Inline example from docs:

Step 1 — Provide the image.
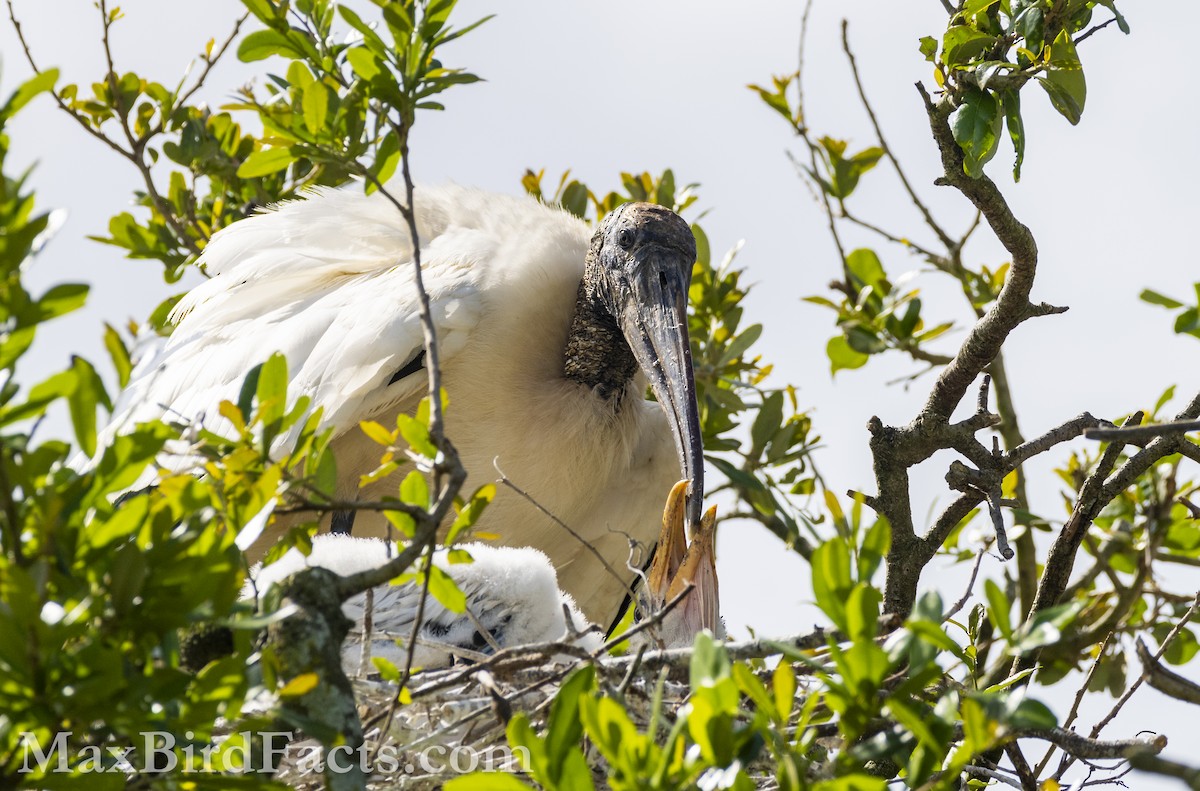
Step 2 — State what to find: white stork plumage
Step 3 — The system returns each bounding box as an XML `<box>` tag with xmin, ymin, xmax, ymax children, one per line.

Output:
<box><xmin>245</xmin><ymin>480</ymin><xmax>720</xmax><ymax>674</ymax></box>
<box><xmin>103</xmin><ymin>184</ymin><xmax>706</xmax><ymax>626</ymax></box>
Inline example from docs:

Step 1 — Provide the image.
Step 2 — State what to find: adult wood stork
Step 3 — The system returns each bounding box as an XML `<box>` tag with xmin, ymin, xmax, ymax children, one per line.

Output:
<box><xmin>245</xmin><ymin>480</ymin><xmax>720</xmax><ymax>673</ymax></box>
<box><xmin>106</xmin><ymin>184</ymin><xmax>705</xmax><ymax>626</ymax></box>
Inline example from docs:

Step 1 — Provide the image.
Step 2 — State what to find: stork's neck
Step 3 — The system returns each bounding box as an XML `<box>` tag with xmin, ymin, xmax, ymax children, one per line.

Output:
<box><xmin>562</xmin><ymin>281</ymin><xmax>637</xmax><ymax>403</ymax></box>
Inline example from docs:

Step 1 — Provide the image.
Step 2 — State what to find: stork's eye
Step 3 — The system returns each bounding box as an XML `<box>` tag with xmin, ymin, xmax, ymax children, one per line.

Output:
<box><xmin>617</xmin><ymin>229</ymin><xmax>634</xmax><ymax>249</ymax></box>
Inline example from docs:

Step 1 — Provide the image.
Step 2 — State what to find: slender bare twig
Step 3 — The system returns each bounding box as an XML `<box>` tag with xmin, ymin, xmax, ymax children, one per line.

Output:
<box><xmin>98</xmin><ymin>0</ymin><xmax>202</xmax><ymax>253</ymax></box>
<box><xmin>944</xmin><ymin>544</ymin><xmax>988</xmax><ymax>622</ymax></box>
<box><xmin>493</xmin><ymin>458</ymin><xmax>635</xmax><ymax>597</ymax></box>
<box><xmin>1088</xmin><ymin>594</ymin><xmax>1200</xmax><ymax>740</ymax></box>
<box><xmin>1075</xmin><ymin>17</ymin><xmax>1119</xmax><ymax>44</ymax></box>
<box><xmin>965</xmin><ymin>765</ymin><xmax>1024</xmax><ymax>788</ymax></box>
<box><xmin>1034</xmin><ymin>633</ymin><xmax>1113</xmax><ymax>776</ymax></box>
<box><xmin>6</xmin><ymin>0</ymin><xmax>132</xmax><ymax>160</ymax></box>
<box><xmin>1135</xmin><ymin>637</ymin><xmax>1200</xmax><ymax>704</ymax></box>
<box><xmin>838</xmin><ymin>204</ymin><xmax>951</xmax><ymax>269</ymax></box>
<box><xmin>842</xmin><ymin>20</ymin><xmax>955</xmax><ymax>251</ymax></box>
<box><xmin>1127</xmin><ymin>754</ymin><xmax>1200</xmax><ymax>789</ymax></box>
<box><xmin>986</xmin><ymin>488</ymin><xmax>1014</xmax><ymax>560</ymax></box>
<box><xmin>278</xmin><ymin>496</ymin><xmax>425</xmax><ymax>518</ymax></box>
<box><xmin>1085</xmin><ymin>419</ymin><xmax>1200</xmax><ymax>442</ymax></box>
<box><xmin>1004</xmin><ymin>742</ymin><xmax>1038</xmax><ymax>791</ymax></box>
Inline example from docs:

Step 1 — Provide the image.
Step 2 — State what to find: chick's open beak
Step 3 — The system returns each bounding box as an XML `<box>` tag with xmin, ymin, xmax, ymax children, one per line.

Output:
<box><xmin>645</xmin><ymin>480</ymin><xmax>721</xmax><ymax>637</ymax></box>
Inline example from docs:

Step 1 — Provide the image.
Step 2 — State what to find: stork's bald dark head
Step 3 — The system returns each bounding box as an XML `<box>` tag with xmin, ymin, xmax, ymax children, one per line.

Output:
<box><xmin>584</xmin><ymin>202</ymin><xmax>697</xmax><ymax>306</ymax></box>
<box><xmin>571</xmin><ymin>202</ymin><xmax>705</xmax><ymax>530</ymax></box>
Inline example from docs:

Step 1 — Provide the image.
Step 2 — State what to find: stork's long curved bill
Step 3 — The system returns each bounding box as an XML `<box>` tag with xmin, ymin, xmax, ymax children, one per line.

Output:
<box><xmin>615</xmin><ymin>246</ymin><xmax>706</xmax><ymax>531</ymax></box>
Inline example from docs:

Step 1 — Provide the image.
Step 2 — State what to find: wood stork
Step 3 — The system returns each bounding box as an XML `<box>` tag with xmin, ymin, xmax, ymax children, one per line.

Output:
<box><xmin>245</xmin><ymin>480</ymin><xmax>720</xmax><ymax>673</ymax></box>
<box><xmin>105</xmin><ymin>184</ymin><xmax>705</xmax><ymax>626</ymax></box>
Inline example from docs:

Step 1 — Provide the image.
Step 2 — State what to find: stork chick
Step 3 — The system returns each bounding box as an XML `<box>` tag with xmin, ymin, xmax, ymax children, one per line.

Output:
<box><xmin>245</xmin><ymin>482</ymin><xmax>720</xmax><ymax>674</ymax></box>
<box><xmin>248</xmin><ymin>537</ymin><xmax>601</xmax><ymax>674</ymax></box>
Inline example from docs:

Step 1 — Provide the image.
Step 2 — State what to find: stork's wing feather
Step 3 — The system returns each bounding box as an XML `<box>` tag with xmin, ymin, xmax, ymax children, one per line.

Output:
<box><xmin>103</xmin><ymin>185</ymin><xmax>497</xmax><ymax>462</ymax></box>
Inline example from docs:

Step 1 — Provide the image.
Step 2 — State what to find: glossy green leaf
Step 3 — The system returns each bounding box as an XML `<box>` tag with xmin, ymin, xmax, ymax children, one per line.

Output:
<box><xmin>1039</xmin><ymin>29</ymin><xmax>1086</xmax><ymax>125</ymax></box>
<box><xmin>301</xmin><ymin>81</ymin><xmax>329</xmax><ymax>135</ymax></box>
<box><xmin>237</xmin><ymin>29</ymin><xmax>305</xmax><ymax>62</ymax></box>
<box><xmin>3</xmin><ymin>68</ymin><xmax>59</xmax><ymax>116</ymax></box>
<box><xmin>236</xmin><ymin>147</ymin><xmax>296</xmax><ymax>178</ymax></box>
<box><xmin>102</xmin><ymin>323</ymin><xmax>133</xmax><ymax>388</ymax></box>
<box><xmin>400</xmin><ymin>469</ymin><xmax>430</xmax><ymax>509</ymax></box>
<box><xmin>1000</xmin><ymin>89</ymin><xmax>1025</xmax><ymax>181</ymax></box>
<box><xmin>426</xmin><ymin>563</ymin><xmax>466</xmax><ymax>613</ymax></box>
<box><xmin>984</xmin><ymin>579</ymin><xmax>1012</xmax><ymax>641</ymax></box>
<box><xmin>1141</xmin><ymin>289</ymin><xmax>1184</xmax><ymax>309</ymax></box>
<box><xmin>951</xmin><ymin>87</ymin><xmax>1002</xmax><ymax>177</ymax></box>
<box><xmin>827</xmin><ymin>335</ymin><xmax>868</xmax><ymax>375</ymax></box>
<box><xmin>942</xmin><ymin>25</ymin><xmax>997</xmax><ymax>66</ymax></box>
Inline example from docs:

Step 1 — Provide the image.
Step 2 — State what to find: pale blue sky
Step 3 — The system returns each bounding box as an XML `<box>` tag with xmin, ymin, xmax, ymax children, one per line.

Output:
<box><xmin>3</xmin><ymin>1</ymin><xmax>1197</xmax><ymax>783</ymax></box>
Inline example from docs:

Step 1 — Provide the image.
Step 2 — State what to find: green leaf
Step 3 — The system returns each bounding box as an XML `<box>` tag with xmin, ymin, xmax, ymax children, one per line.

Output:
<box><xmin>427</xmin><ymin>564</ymin><xmax>466</xmax><ymax>613</ymax></box>
<box><xmin>845</xmin><ymin>583</ymin><xmax>881</xmax><ymax>643</ymax></box>
<box><xmin>1000</xmin><ymin>89</ymin><xmax>1025</xmax><ymax>181</ymax></box>
<box><xmin>1140</xmin><ymin>289</ymin><xmax>1184</xmax><ymax>309</ymax></box>
<box><xmin>984</xmin><ymin>579</ymin><xmax>1013</xmax><ymax>641</ymax></box>
<box><xmin>446</xmin><ymin>483</ymin><xmax>495</xmax><ymax>544</ymax></box>
<box><xmin>67</xmin><ymin>356</ymin><xmax>108</xmax><ymax>456</ymax></box>
<box><xmin>827</xmin><ymin>335</ymin><xmax>868</xmax><ymax>376</ymax></box>
<box><xmin>1095</xmin><ymin>0</ymin><xmax>1130</xmax><ymax>34</ymax></box>
<box><xmin>750</xmin><ymin>391</ymin><xmax>784</xmax><ymax>455</ymax></box>
<box><xmin>846</xmin><ymin>248</ymin><xmax>886</xmax><ymax>291</ymax></box>
<box><xmin>0</xmin><ymin>326</ymin><xmax>35</xmax><ymax>370</ymax></box>
<box><xmin>37</xmin><ymin>282</ymin><xmax>90</xmax><ymax>320</ymax></box>
<box><xmin>941</xmin><ymin>25</ymin><xmax>997</xmax><ymax>66</ymax></box>
<box><xmin>560</xmin><ymin>181</ymin><xmax>589</xmax><ymax>218</ymax></box>
<box><xmin>339</xmin><ymin>6</ymin><xmax>389</xmax><ymax>56</ymax></box>
<box><xmin>256</xmin><ymin>352</ymin><xmax>288</xmax><ymax>429</ymax></box>
<box><xmin>1039</xmin><ymin>30</ymin><xmax>1086</xmax><ymax>125</ymax></box>
<box><xmin>812</xmin><ymin>537</ymin><xmax>853</xmax><ymax>631</ymax></box>
<box><xmin>102</xmin><ymin>324</ymin><xmax>133</xmax><ymax>388</ymax></box>
<box><xmin>818</xmin><ymin>137</ymin><xmax>883</xmax><ymax>198</ymax></box>
<box><xmin>772</xmin><ymin>661</ymin><xmax>797</xmax><ymax>722</ymax></box>
<box><xmin>1010</xmin><ymin>599</ymin><xmax>1086</xmax><ymax>654</ymax></box>
<box><xmin>748</xmin><ymin>83</ymin><xmax>793</xmax><ymax>124</ymax></box>
<box><xmin>0</xmin><ymin>368</ymin><xmax>76</xmax><ymax>426</ymax></box>
<box><xmin>858</xmin><ymin>518</ymin><xmax>890</xmax><ymax>582</ymax></box>
<box><xmin>1015</xmin><ymin>6</ymin><xmax>1045</xmax><ymax>51</ymax></box>
<box><xmin>346</xmin><ymin>46</ymin><xmax>383</xmax><ymax>81</ymax></box>
<box><xmin>951</xmin><ymin>87</ymin><xmax>1002</xmax><ymax>177</ymax></box>
<box><xmin>690</xmin><ymin>630</ymin><xmax>732</xmax><ymax>689</ymax></box>
<box><xmin>545</xmin><ymin>666</ymin><xmax>594</xmax><ymax>783</ymax></box>
<box><xmin>301</xmin><ymin>81</ymin><xmax>329</xmax><ymax>135</ymax></box>
<box><xmin>397</xmin><ymin>412</ymin><xmax>437</xmax><ymax>457</ymax></box>
<box><xmin>918</xmin><ymin>36</ymin><xmax>938</xmax><ymax>63</ymax></box>
<box><xmin>237</xmin><ymin>147</ymin><xmax>296</xmax><ymax>178</ymax></box>
<box><xmin>400</xmin><ymin>469</ymin><xmax>430</xmax><ymax>509</ymax></box>
<box><xmin>147</xmin><ymin>293</ymin><xmax>184</xmax><ymax>330</ymax></box>
<box><xmin>4</xmin><ymin>68</ymin><xmax>59</xmax><ymax>116</ymax></box>
<box><xmin>1007</xmin><ymin>697</ymin><xmax>1057</xmax><ymax>730</ymax></box>
<box><xmin>241</xmin><ymin>0</ymin><xmax>281</xmax><ymax>25</ymax></box>
<box><xmin>237</xmin><ymin>29</ymin><xmax>305</xmax><ymax>62</ymax></box>
<box><xmin>369</xmin><ymin>131</ymin><xmax>401</xmax><ymax>189</ymax></box>
<box><xmin>718</xmin><ymin>323</ymin><xmax>763</xmax><ymax>367</ymax></box>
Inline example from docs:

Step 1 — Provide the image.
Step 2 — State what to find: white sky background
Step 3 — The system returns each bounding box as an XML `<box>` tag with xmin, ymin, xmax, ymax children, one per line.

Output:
<box><xmin>3</xmin><ymin>0</ymin><xmax>1198</xmax><ymax>784</ymax></box>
